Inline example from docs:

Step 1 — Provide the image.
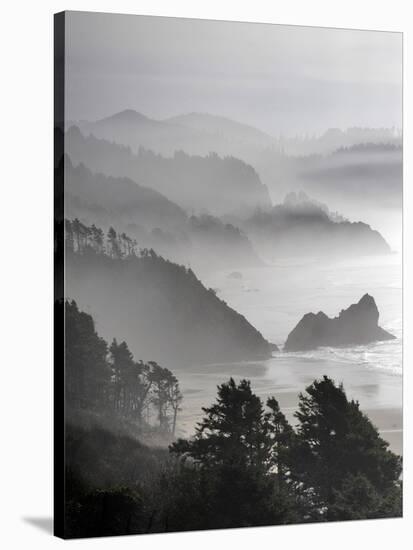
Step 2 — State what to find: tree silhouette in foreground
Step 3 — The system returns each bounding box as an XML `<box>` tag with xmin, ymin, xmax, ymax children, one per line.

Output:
<box><xmin>169</xmin><ymin>378</ymin><xmax>300</xmax><ymax>529</ymax></box>
<box><xmin>169</xmin><ymin>376</ymin><xmax>401</xmax><ymax>529</ymax></box>
<box><xmin>289</xmin><ymin>375</ymin><xmax>402</xmax><ymax>520</ymax></box>
<box><xmin>61</xmin><ymin>299</ymin><xmax>182</xmax><ymax>434</ymax></box>
<box><xmin>61</xmin><ymin>300</ymin><xmax>401</xmax><ymax>536</ymax></box>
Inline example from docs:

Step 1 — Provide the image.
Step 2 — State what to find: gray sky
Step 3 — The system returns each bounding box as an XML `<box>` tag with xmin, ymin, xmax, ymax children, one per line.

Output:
<box><xmin>65</xmin><ymin>11</ymin><xmax>402</xmax><ymax>136</ymax></box>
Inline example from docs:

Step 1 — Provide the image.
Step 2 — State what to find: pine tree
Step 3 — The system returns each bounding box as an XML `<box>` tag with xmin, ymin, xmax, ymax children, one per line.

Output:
<box><xmin>289</xmin><ymin>375</ymin><xmax>402</xmax><ymax>520</ymax></box>
<box><xmin>170</xmin><ymin>378</ymin><xmax>295</xmax><ymax>528</ymax></box>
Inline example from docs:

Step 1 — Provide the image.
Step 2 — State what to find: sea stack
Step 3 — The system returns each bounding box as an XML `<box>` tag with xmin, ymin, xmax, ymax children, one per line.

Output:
<box><xmin>284</xmin><ymin>294</ymin><xmax>395</xmax><ymax>351</ymax></box>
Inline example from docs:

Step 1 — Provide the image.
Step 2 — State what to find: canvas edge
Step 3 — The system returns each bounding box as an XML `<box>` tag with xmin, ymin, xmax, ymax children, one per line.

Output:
<box><xmin>54</xmin><ymin>10</ymin><xmax>66</xmax><ymax>540</ymax></box>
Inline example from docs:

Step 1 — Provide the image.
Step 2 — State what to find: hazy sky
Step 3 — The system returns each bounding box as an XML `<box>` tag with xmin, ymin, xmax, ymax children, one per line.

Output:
<box><xmin>65</xmin><ymin>11</ymin><xmax>402</xmax><ymax>136</ymax></box>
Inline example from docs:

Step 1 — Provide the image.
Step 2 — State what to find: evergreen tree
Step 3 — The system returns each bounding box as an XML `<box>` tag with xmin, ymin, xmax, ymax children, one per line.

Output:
<box><xmin>109</xmin><ymin>339</ymin><xmax>135</xmax><ymax>413</ymax></box>
<box><xmin>107</xmin><ymin>226</ymin><xmax>122</xmax><ymax>259</ymax></box>
<box><xmin>289</xmin><ymin>375</ymin><xmax>402</xmax><ymax>520</ymax></box>
<box><xmin>65</xmin><ymin>300</ymin><xmax>111</xmax><ymax>408</ymax></box>
<box><xmin>170</xmin><ymin>378</ymin><xmax>295</xmax><ymax>528</ymax></box>
<box><xmin>150</xmin><ymin>362</ymin><xmax>175</xmax><ymax>431</ymax></box>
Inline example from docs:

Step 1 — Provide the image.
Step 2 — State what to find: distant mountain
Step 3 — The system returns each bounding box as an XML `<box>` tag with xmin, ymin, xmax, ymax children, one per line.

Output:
<box><xmin>298</xmin><ymin>145</ymin><xmax>402</xmax><ymax>208</ymax></box>
<box><xmin>65</xmin><ymin>126</ymin><xmax>272</xmax><ymax>217</ymax></box>
<box><xmin>165</xmin><ymin>112</ymin><xmax>273</xmax><ymax>148</ymax></box>
<box><xmin>254</xmin><ymin>140</ymin><xmax>402</xmax><ymax>209</ymax></box>
<box><xmin>74</xmin><ymin>110</ymin><xmax>401</xmax><ymax>158</ymax></box>
<box><xmin>284</xmin><ymin>294</ymin><xmax>395</xmax><ymax>351</ymax></box>
<box><xmin>77</xmin><ymin>109</ymin><xmax>200</xmax><ymax>155</ymax></box>
<box><xmin>271</xmin><ymin>128</ymin><xmax>402</xmax><ymax>156</ymax></box>
<box><xmin>75</xmin><ymin>109</ymin><xmax>275</xmax><ymax>157</ymax></box>
<box><xmin>64</xmin><ymin>228</ymin><xmax>277</xmax><ymax>365</ymax></box>
<box><xmin>72</xmin><ymin>112</ymin><xmax>402</xmax><ymax>213</ymax></box>
<box><xmin>241</xmin><ymin>192</ymin><xmax>391</xmax><ymax>258</ymax></box>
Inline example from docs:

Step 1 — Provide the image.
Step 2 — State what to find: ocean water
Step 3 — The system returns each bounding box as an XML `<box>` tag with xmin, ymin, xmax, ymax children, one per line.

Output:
<box><xmin>174</xmin><ymin>253</ymin><xmax>402</xmax><ymax>451</ymax></box>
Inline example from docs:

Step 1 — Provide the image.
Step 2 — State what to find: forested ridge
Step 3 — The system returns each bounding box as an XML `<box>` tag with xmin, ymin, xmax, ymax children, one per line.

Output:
<box><xmin>63</xmin><ymin>302</ymin><xmax>402</xmax><ymax>538</ymax></box>
<box><xmin>243</xmin><ymin>192</ymin><xmax>391</xmax><ymax>257</ymax></box>
<box><xmin>61</xmin><ymin>157</ymin><xmax>263</xmax><ymax>272</ymax></box>
<box><xmin>64</xmin><ymin>125</ymin><xmax>272</xmax><ymax>216</ymax></box>
<box><xmin>62</xmin><ymin>219</ymin><xmax>276</xmax><ymax>365</ymax></box>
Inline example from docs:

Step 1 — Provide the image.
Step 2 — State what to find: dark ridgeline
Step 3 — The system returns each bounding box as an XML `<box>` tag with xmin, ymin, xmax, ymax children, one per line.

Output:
<box><xmin>64</xmin><ymin>365</ymin><xmax>402</xmax><ymax>537</ymax></box>
<box><xmin>64</xmin><ymin>219</ymin><xmax>277</xmax><ymax>366</ymax></box>
<box><xmin>60</xmin><ymin>127</ymin><xmax>394</xmax><ymax>264</ymax></box>
<box><xmin>63</xmin><ymin>125</ymin><xmax>272</xmax><ymax>217</ymax></box>
<box><xmin>67</xmin><ymin>114</ymin><xmax>402</xmax><ymax>214</ymax></box>
<box><xmin>243</xmin><ymin>192</ymin><xmax>391</xmax><ymax>258</ymax></box>
<box><xmin>60</xmin><ymin>153</ymin><xmax>188</xmax><ymax>231</ymax></box>
<box><xmin>284</xmin><ymin>294</ymin><xmax>395</xmax><ymax>352</ymax></box>
<box><xmin>59</xmin><ymin>153</ymin><xmax>262</xmax><ymax>272</ymax></box>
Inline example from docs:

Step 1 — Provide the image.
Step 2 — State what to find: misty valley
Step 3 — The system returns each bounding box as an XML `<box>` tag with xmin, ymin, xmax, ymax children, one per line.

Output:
<box><xmin>57</xmin><ymin>110</ymin><xmax>402</xmax><ymax>537</ymax></box>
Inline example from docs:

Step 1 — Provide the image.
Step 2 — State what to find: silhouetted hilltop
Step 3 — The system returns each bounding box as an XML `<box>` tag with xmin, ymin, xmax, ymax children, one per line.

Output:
<box><xmin>59</xmin><ymin>152</ymin><xmax>262</xmax><ymax>271</ymax></box>
<box><xmin>74</xmin><ymin>109</ymin><xmax>278</xmax><ymax>158</ymax></box>
<box><xmin>62</xmin><ymin>154</ymin><xmax>187</xmax><ymax>231</ymax></box>
<box><xmin>284</xmin><ymin>294</ymin><xmax>395</xmax><ymax>351</ymax></box>
<box><xmin>166</xmin><ymin>112</ymin><xmax>273</xmax><ymax>147</ymax></box>
<box><xmin>243</xmin><ymin>192</ymin><xmax>391</xmax><ymax>258</ymax></box>
<box><xmin>64</xmin><ymin>221</ymin><xmax>277</xmax><ymax>365</ymax></box>
<box><xmin>65</xmin><ymin>126</ymin><xmax>272</xmax><ymax>216</ymax></box>
<box><xmin>77</xmin><ymin>109</ymin><xmax>191</xmax><ymax>152</ymax></box>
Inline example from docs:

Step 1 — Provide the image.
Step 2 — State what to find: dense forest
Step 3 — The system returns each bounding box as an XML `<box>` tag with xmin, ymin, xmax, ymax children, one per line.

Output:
<box><xmin>63</xmin><ymin>299</ymin><xmax>182</xmax><ymax>437</ymax></box>
<box><xmin>63</xmin><ymin>219</ymin><xmax>276</xmax><ymax>365</ymax></box>
<box><xmin>63</xmin><ymin>299</ymin><xmax>402</xmax><ymax>537</ymax></box>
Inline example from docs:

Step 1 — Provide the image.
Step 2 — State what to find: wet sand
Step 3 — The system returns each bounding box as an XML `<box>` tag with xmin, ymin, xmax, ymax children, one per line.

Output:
<box><xmin>175</xmin><ymin>354</ymin><xmax>402</xmax><ymax>454</ymax></box>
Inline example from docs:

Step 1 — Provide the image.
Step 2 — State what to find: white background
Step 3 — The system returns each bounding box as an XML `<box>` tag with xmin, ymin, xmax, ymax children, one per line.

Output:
<box><xmin>0</xmin><ymin>0</ymin><xmax>411</xmax><ymax>548</ymax></box>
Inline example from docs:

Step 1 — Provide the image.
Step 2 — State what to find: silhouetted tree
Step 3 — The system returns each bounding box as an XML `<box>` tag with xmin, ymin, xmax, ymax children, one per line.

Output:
<box><xmin>109</xmin><ymin>339</ymin><xmax>135</xmax><ymax>413</ymax></box>
<box><xmin>168</xmin><ymin>376</ymin><xmax>183</xmax><ymax>436</ymax></box>
<box><xmin>65</xmin><ymin>300</ymin><xmax>111</xmax><ymax>408</ymax></box>
<box><xmin>107</xmin><ymin>226</ymin><xmax>122</xmax><ymax>259</ymax></box>
<box><xmin>150</xmin><ymin>363</ymin><xmax>176</xmax><ymax>432</ymax></box>
<box><xmin>265</xmin><ymin>397</ymin><xmax>295</xmax><ymax>490</ymax></box>
<box><xmin>289</xmin><ymin>376</ymin><xmax>402</xmax><ymax>520</ymax></box>
<box><xmin>170</xmin><ymin>378</ymin><xmax>296</xmax><ymax>528</ymax></box>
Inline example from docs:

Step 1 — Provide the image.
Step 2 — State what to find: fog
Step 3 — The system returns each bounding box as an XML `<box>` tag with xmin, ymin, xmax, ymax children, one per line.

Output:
<box><xmin>65</xmin><ymin>11</ymin><xmax>402</xmax><ymax>135</ymax></box>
